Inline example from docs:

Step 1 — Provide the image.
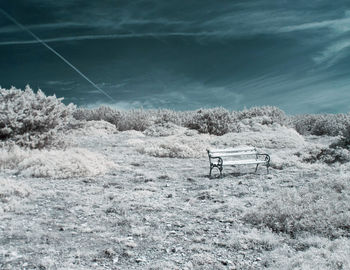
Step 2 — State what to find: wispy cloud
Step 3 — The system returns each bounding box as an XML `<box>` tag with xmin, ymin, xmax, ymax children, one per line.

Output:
<box><xmin>82</xmin><ymin>78</ymin><xmax>244</xmax><ymax>111</ymax></box>
<box><xmin>313</xmin><ymin>39</ymin><xmax>350</xmax><ymax>65</ymax></box>
<box><xmin>280</xmin><ymin>16</ymin><xmax>350</xmax><ymax>34</ymax></box>
<box><xmin>278</xmin><ymin>11</ymin><xmax>350</xmax><ymax>66</ymax></box>
<box><xmin>0</xmin><ymin>22</ymin><xmax>87</xmax><ymax>34</ymax></box>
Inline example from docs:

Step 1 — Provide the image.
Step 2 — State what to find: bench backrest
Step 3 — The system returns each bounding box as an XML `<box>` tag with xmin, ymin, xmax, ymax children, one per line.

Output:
<box><xmin>207</xmin><ymin>146</ymin><xmax>257</xmax><ymax>158</ymax></box>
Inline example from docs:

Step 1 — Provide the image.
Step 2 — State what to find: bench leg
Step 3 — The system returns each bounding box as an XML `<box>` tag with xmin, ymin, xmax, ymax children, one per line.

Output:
<box><xmin>209</xmin><ymin>164</ymin><xmax>213</xmax><ymax>178</ymax></box>
<box><xmin>255</xmin><ymin>164</ymin><xmax>259</xmax><ymax>173</ymax></box>
<box><xmin>209</xmin><ymin>164</ymin><xmax>223</xmax><ymax>178</ymax></box>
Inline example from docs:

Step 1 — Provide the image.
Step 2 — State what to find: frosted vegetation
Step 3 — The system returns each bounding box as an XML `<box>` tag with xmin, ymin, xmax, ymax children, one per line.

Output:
<box><xmin>0</xmin><ymin>86</ymin><xmax>76</xmax><ymax>149</ymax></box>
<box><xmin>1</xmin><ymin>86</ymin><xmax>350</xmax><ymax>269</ymax></box>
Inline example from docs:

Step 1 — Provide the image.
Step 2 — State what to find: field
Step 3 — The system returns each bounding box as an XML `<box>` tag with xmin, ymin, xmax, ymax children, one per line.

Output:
<box><xmin>1</xmin><ymin>119</ymin><xmax>350</xmax><ymax>270</ymax></box>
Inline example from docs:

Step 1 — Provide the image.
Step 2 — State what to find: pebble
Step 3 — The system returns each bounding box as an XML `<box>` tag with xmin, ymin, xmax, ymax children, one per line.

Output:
<box><xmin>135</xmin><ymin>257</ymin><xmax>146</xmax><ymax>263</ymax></box>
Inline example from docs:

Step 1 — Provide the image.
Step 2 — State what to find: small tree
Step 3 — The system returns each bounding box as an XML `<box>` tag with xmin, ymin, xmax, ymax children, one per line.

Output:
<box><xmin>0</xmin><ymin>86</ymin><xmax>76</xmax><ymax>149</ymax></box>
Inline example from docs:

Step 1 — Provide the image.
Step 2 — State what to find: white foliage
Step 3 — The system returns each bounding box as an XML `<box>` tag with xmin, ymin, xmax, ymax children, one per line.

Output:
<box><xmin>236</xmin><ymin>106</ymin><xmax>287</xmax><ymax>124</ymax></box>
<box><xmin>268</xmin><ymin>150</ymin><xmax>302</xmax><ymax>170</ymax></box>
<box><xmin>211</xmin><ymin>126</ymin><xmax>305</xmax><ymax>149</ymax></box>
<box><xmin>267</xmin><ymin>237</ymin><xmax>350</xmax><ymax>270</ymax></box>
<box><xmin>0</xmin><ymin>86</ymin><xmax>76</xmax><ymax>149</ymax></box>
<box><xmin>143</xmin><ymin>122</ymin><xmax>188</xmax><ymax>137</ymax></box>
<box><xmin>292</xmin><ymin>113</ymin><xmax>350</xmax><ymax>136</ymax></box>
<box><xmin>134</xmin><ymin>134</ymin><xmax>211</xmax><ymax>158</ymax></box>
<box><xmin>69</xmin><ymin>120</ymin><xmax>118</xmax><ymax>137</ymax></box>
<box><xmin>244</xmin><ymin>174</ymin><xmax>350</xmax><ymax>238</ymax></box>
<box><xmin>0</xmin><ymin>146</ymin><xmax>115</xmax><ymax>178</ymax></box>
<box><xmin>185</xmin><ymin>107</ymin><xmax>238</xmax><ymax>135</ymax></box>
<box><xmin>121</xmin><ymin>130</ymin><xmax>146</xmax><ymax>138</ymax></box>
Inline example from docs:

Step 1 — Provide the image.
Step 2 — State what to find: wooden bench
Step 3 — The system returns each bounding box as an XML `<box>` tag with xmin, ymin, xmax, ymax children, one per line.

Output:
<box><xmin>207</xmin><ymin>146</ymin><xmax>270</xmax><ymax>178</ymax></box>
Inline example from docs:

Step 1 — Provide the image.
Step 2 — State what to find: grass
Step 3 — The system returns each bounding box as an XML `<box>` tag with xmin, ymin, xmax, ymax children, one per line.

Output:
<box><xmin>1</xmin><ymin>120</ymin><xmax>350</xmax><ymax>269</ymax></box>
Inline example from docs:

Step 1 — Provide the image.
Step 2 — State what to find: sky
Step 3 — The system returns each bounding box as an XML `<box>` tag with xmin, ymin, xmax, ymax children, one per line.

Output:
<box><xmin>1</xmin><ymin>0</ymin><xmax>350</xmax><ymax>114</ymax></box>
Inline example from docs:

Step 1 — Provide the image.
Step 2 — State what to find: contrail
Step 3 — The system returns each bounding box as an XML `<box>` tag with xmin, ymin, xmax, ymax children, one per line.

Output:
<box><xmin>0</xmin><ymin>8</ymin><xmax>116</xmax><ymax>102</ymax></box>
<box><xmin>0</xmin><ymin>32</ymin><xmax>218</xmax><ymax>46</ymax></box>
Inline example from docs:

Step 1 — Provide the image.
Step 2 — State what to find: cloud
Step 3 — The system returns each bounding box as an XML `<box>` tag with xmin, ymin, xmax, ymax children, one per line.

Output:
<box><xmin>82</xmin><ymin>80</ymin><xmax>244</xmax><ymax>111</ymax></box>
<box><xmin>280</xmin><ymin>16</ymin><xmax>350</xmax><ymax>34</ymax></box>
<box><xmin>276</xmin><ymin>10</ymin><xmax>350</xmax><ymax>66</ymax></box>
<box><xmin>1</xmin><ymin>2</ymin><xmax>348</xmax><ymax>44</ymax></box>
<box><xmin>313</xmin><ymin>39</ymin><xmax>350</xmax><ymax>65</ymax></box>
<box><xmin>0</xmin><ymin>22</ymin><xmax>86</xmax><ymax>34</ymax></box>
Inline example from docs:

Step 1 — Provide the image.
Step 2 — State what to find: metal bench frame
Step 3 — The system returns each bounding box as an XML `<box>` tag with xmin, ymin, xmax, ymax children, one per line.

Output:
<box><xmin>207</xmin><ymin>147</ymin><xmax>270</xmax><ymax>178</ymax></box>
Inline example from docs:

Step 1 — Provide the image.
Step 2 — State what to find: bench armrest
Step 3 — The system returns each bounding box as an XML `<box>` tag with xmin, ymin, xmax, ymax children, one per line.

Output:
<box><xmin>256</xmin><ymin>153</ymin><xmax>270</xmax><ymax>163</ymax></box>
<box><xmin>209</xmin><ymin>156</ymin><xmax>223</xmax><ymax>165</ymax></box>
<box><xmin>207</xmin><ymin>150</ymin><xmax>223</xmax><ymax>166</ymax></box>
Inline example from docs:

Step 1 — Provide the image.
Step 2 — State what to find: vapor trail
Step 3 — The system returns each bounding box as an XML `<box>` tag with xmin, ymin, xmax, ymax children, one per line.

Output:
<box><xmin>0</xmin><ymin>8</ymin><xmax>116</xmax><ymax>102</ymax></box>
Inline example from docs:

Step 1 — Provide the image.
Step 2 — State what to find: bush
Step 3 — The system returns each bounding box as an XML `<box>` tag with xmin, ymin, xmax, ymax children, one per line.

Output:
<box><xmin>243</xmin><ymin>176</ymin><xmax>350</xmax><ymax>238</ymax></box>
<box><xmin>236</xmin><ymin>106</ymin><xmax>287</xmax><ymax>125</ymax></box>
<box><xmin>130</xmin><ymin>133</ymin><xmax>211</xmax><ymax>158</ymax></box>
<box><xmin>74</xmin><ymin>107</ymin><xmax>154</xmax><ymax>132</ymax></box>
<box><xmin>143</xmin><ymin>122</ymin><xmax>187</xmax><ymax>137</ymax></box>
<box><xmin>331</xmin><ymin>125</ymin><xmax>350</xmax><ymax>151</ymax></box>
<box><xmin>117</xmin><ymin>109</ymin><xmax>154</xmax><ymax>131</ymax></box>
<box><xmin>0</xmin><ymin>146</ymin><xmax>115</xmax><ymax>179</ymax></box>
<box><xmin>0</xmin><ymin>86</ymin><xmax>76</xmax><ymax>149</ymax></box>
<box><xmin>211</xmin><ymin>126</ymin><xmax>305</xmax><ymax>149</ymax></box>
<box><xmin>73</xmin><ymin>106</ymin><xmax>290</xmax><ymax>136</ymax></box>
<box><xmin>292</xmin><ymin>114</ymin><xmax>350</xmax><ymax>136</ymax></box>
<box><xmin>73</xmin><ymin>106</ymin><xmax>121</xmax><ymax>126</ymax></box>
<box><xmin>153</xmin><ymin>109</ymin><xmax>185</xmax><ymax>126</ymax></box>
<box><xmin>185</xmin><ymin>108</ymin><xmax>239</xmax><ymax>135</ymax></box>
<box><xmin>302</xmin><ymin>146</ymin><xmax>350</xmax><ymax>164</ymax></box>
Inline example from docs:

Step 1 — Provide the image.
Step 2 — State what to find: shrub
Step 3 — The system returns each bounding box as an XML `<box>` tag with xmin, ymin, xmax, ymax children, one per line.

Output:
<box><xmin>185</xmin><ymin>108</ymin><xmax>239</xmax><ymax>135</ymax></box>
<box><xmin>0</xmin><ymin>146</ymin><xmax>115</xmax><ymax>179</ymax></box>
<box><xmin>236</xmin><ymin>106</ymin><xmax>287</xmax><ymax>125</ymax></box>
<box><xmin>73</xmin><ymin>106</ymin><xmax>121</xmax><ymax>126</ymax></box>
<box><xmin>74</xmin><ymin>107</ymin><xmax>154</xmax><ymax>132</ymax></box>
<box><xmin>143</xmin><ymin>122</ymin><xmax>187</xmax><ymax>137</ymax></box>
<box><xmin>73</xmin><ymin>106</ymin><xmax>291</xmax><ymax>136</ymax></box>
<box><xmin>331</xmin><ymin>125</ymin><xmax>350</xmax><ymax>151</ymax></box>
<box><xmin>132</xmin><ymin>134</ymin><xmax>211</xmax><ymax>158</ymax></box>
<box><xmin>117</xmin><ymin>109</ymin><xmax>154</xmax><ymax>131</ymax></box>
<box><xmin>211</xmin><ymin>126</ymin><xmax>305</xmax><ymax>149</ymax></box>
<box><xmin>291</xmin><ymin>114</ymin><xmax>350</xmax><ymax>136</ymax></box>
<box><xmin>302</xmin><ymin>146</ymin><xmax>350</xmax><ymax>164</ymax></box>
<box><xmin>243</xmin><ymin>176</ymin><xmax>350</xmax><ymax>238</ymax></box>
<box><xmin>69</xmin><ymin>120</ymin><xmax>118</xmax><ymax>137</ymax></box>
<box><xmin>153</xmin><ymin>109</ymin><xmax>185</xmax><ymax>126</ymax></box>
<box><xmin>0</xmin><ymin>86</ymin><xmax>76</xmax><ymax>149</ymax></box>
<box><xmin>264</xmin><ymin>237</ymin><xmax>350</xmax><ymax>270</ymax></box>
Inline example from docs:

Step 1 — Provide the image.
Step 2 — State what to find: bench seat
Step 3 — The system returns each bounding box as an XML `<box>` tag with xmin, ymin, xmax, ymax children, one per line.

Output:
<box><xmin>223</xmin><ymin>159</ymin><xmax>268</xmax><ymax>166</ymax></box>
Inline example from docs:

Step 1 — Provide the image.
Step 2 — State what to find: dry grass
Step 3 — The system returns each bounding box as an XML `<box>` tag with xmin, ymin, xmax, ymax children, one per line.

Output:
<box><xmin>1</xmin><ymin>122</ymin><xmax>350</xmax><ymax>269</ymax></box>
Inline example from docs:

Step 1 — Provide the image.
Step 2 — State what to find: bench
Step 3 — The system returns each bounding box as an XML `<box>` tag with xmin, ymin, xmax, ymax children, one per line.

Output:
<box><xmin>207</xmin><ymin>146</ymin><xmax>270</xmax><ymax>178</ymax></box>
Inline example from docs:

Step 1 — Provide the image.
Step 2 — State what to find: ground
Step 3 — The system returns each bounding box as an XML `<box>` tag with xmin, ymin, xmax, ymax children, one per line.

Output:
<box><xmin>0</xmin><ymin>123</ymin><xmax>349</xmax><ymax>269</ymax></box>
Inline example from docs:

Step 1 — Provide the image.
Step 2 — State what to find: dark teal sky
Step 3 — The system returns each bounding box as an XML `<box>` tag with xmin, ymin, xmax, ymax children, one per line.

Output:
<box><xmin>1</xmin><ymin>0</ymin><xmax>350</xmax><ymax>113</ymax></box>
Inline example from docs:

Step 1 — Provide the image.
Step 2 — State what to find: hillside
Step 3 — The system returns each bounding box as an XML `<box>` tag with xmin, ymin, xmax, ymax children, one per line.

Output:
<box><xmin>1</xmin><ymin>87</ymin><xmax>349</xmax><ymax>269</ymax></box>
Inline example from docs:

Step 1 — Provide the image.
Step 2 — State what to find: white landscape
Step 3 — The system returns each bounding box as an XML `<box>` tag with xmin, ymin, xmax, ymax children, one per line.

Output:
<box><xmin>1</xmin><ymin>87</ymin><xmax>350</xmax><ymax>269</ymax></box>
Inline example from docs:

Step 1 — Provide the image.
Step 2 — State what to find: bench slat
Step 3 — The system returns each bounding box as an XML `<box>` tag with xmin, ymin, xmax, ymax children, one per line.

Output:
<box><xmin>223</xmin><ymin>159</ymin><xmax>267</xmax><ymax>165</ymax></box>
<box><xmin>208</xmin><ymin>147</ymin><xmax>255</xmax><ymax>153</ymax></box>
<box><xmin>210</xmin><ymin>151</ymin><xmax>257</xmax><ymax>158</ymax></box>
